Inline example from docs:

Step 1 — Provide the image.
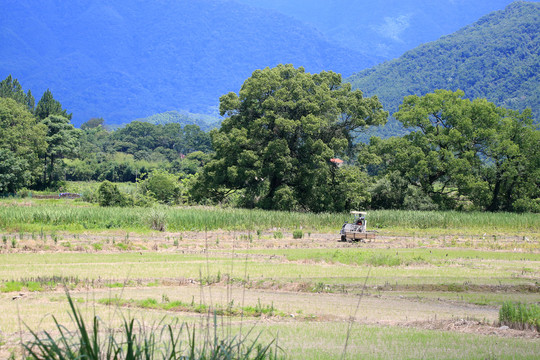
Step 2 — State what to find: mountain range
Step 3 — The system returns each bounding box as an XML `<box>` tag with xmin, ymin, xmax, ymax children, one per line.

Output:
<box><xmin>0</xmin><ymin>0</ymin><xmax>538</xmax><ymax>129</ymax></box>
<box><xmin>348</xmin><ymin>0</ymin><xmax>540</xmax><ymax>138</ymax></box>
<box><xmin>235</xmin><ymin>0</ymin><xmax>520</xmax><ymax>59</ymax></box>
<box><xmin>0</xmin><ymin>0</ymin><xmax>379</xmax><ymax>126</ymax></box>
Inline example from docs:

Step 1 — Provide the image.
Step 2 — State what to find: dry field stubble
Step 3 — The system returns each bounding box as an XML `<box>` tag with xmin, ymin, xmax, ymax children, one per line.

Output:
<box><xmin>0</xmin><ymin>226</ymin><xmax>539</xmax><ymax>358</ymax></box>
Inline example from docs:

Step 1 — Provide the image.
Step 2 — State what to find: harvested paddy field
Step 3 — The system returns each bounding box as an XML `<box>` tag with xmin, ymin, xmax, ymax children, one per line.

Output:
<box><xmin>0</xmin><ymin>202</ymin><xmax>539</xmax><ymax>358</ymax></box>
<box><xmin>1</xmin><ymin>232</ymin><xmax>539</xmax><ymax>358</ymax></box>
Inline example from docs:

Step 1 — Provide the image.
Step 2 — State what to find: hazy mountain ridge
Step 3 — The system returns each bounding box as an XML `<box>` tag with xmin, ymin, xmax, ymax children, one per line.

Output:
<box><xmin>348</xmin><ymin>1</ymin><xmax>540</xmax><ymax>137</ymax></box>
<box><xmin>0</xmin><ymin>0</ymin><xmax>378</xmax><ymax>126</ymax></box>
<box><xmin>235</xmin><ymin>0</ymin><xmax>523</xmax><ymax>59</ymax></box>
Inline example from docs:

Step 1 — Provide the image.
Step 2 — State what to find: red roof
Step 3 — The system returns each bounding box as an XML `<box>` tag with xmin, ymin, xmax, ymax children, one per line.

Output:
<box><xmin>330</xmin><ymin>158</ymin><xmax>343</xmax><ymax>164</ymax></box>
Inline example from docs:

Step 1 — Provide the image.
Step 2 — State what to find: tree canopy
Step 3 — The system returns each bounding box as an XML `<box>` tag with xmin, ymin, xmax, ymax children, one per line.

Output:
<box><xmin>35</xmin><ymin>89</ymin><xmax>72</xmax><ymax>120</ymax></box>
<box><xmin>0</xmin><ymin>98</ymin><xmax>46</xmax><ymax>192</ymax></box>
<box><xmin>362</xmin><ymin>90</ymin><xmax>539</xmax><ymax>212</ymax></box>
<box><xmin>194</xmin><ymin>64</ymin><xmax>387</xmax><ymax>211</ymax></box>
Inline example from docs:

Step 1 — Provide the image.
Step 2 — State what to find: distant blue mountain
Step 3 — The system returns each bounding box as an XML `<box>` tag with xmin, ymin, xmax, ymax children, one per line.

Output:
<box><xmin>236</xmin><ymin>0</ymin><xmax>531</xmax><ymax>59</ymax></box>
<box><xmin>0</xmin><ymin>0</ymin><xmax>379</xmax><ymax>126</ymax></box>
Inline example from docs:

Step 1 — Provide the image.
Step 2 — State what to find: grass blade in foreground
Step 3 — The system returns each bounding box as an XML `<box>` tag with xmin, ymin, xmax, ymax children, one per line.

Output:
<box><xmin>24</xmin><ymin>292</ymin><xmax>282</xmax><ymax>359</ymax></box>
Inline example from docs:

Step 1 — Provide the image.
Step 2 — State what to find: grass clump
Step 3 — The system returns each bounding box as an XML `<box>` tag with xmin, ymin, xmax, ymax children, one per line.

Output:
<box><xmin>25</xmin><ymin>293</ymin><xmax>282</xmax><ymax>359</ymax></box>
<box><xmin>0</xmin><ymin>281</ymin><xmax>44</xmax><ymax>292</ymax></box>
<box><xmin>1</xmin><ymin>281</ymin><xmax>23</xmax><ymax>293</ymax></box>
<box><xmin>147</xmin><ymin>207</ymin><xmax>167</xmax><ymax>231</ymax></box>
<box><xmin>499</xmin><ymin>301</ymin><xmax>540</xmax><ymax>332</ymax></box>
<box><xmin>292</xmin><ymin>229</ymin><xmax>303</xmax><ymax>239</ymax></box>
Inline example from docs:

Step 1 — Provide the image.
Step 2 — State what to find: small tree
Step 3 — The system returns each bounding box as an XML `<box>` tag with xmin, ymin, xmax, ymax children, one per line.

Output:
<box><xmin>35</xmin><ymin>89</ymin><xmax>72</xmax><ymax>120</ymax></box>
<box><xmin>0</xmin><ymin>98</ymin><xmax>46</xmax><ymax>193</ymax></box>
<box><xmin>97</xmin><ymin>181</ymin><xmax>130</xmax><ymax>207</ymax></box>
<box><xmin>39</xmin><ymin>115</ymin><xmax>79</xmax><ymax>188</ymax></box>
<box><xmin>142</xmin><ymin>170</ymin><xmax>180</xmax><ymax>204</ymax></box>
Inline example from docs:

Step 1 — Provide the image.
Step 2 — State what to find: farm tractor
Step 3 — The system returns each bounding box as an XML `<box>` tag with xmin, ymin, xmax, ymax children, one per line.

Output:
<box><xmin>339</xmin><ymin>211</ymin><xmax>376</xmax><ymax>242</ymax></box>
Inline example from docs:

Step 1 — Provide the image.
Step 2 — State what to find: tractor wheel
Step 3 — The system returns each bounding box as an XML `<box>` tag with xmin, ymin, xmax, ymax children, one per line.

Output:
<box><xmin>340</xmin><ymin>235</ymin><xmax>346</xmax><ymax>242</ymax></box>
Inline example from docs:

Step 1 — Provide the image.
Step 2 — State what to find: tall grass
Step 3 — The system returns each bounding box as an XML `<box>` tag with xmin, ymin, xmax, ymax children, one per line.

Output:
<box><xmin>499</xmin><ymin>301</ymin><xmax>540</xmax><ymax>332</ymax></box>
<box><xmin>0</xmin><ymin>200</ymin><xmax>538</xmax><ymax>233</ymax></box>
<box><xmin>24</xmin><ymin>293</ymin><xmax>281</xmax><ymax>359</ymax></box>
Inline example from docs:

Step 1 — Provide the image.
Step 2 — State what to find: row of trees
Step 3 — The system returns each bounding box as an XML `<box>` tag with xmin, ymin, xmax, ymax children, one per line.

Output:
<box><xmin>361</xmin><ymin>90</ymin><xmax>539</xmax><ymax>212</ymax></box>
<box><xmin>0</xmin><ymin>76</ymin><xmax>77</xmax><ymax>192</ymax></box>
<box><xmin>191</xmin><ymin>65</ymin><xmax>539</xmax><ymax>213</ymax></box>
<box><xmin>69</xmin><ymin>119</ymin><xmax>211</xmax><ymax>182</ymax></box>
<box><xmin>0</xmin><ymin>75</ymin><xmax>212</xmax><ymax>192</ymax></box>
<box><xmin>1</xmin><ymin>67</ymin><xmax>538</xmax><ymax>212</ymax></box>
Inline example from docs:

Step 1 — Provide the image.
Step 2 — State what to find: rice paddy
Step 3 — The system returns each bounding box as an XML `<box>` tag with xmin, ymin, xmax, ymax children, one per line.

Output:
<box><xmin>0</xmin><ymin>199</ymin><xmax>539</xmax><ymax>359</ymax></box>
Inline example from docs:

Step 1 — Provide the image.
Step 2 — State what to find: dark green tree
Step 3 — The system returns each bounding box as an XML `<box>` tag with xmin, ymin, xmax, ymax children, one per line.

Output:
<box><xmin>97</xmin><ymin>181</ymin><xmax>130</xmax><ymax>207</ymax></box>
<box><xmin>35</xmin><ymin>89</ymin><xmax>72</xmax><ymax>120</ymax></box>
<box><xmin>194</xmin><ymin>64</ymin><xmax>387</xmax><ymax>211</ymax></box>
<box><xmin>40</xmin><ymin>115</ymin><xmax>79</xmax><ymax>188</ymax></box>
<box><xmin>142</xmin><ymin>169</ymin><xmax>180</xmax><ymax>204</ymax></box>
<box><xmin>80</xmin><ymin>117</ymin><xmax>105</xmax><ymax>130</ymax></box>
<box><xmin>0</xmin><ymin>98</ymin><xmax>46</xmax><ymax>193</ymax></box>
<box><xmin>0</xmin><ymin>75</ymin><xmax>35</xmax><ymax>112</ymax></box>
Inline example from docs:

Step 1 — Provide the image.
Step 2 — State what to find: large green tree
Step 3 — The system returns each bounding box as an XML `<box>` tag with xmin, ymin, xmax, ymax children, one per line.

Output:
<box><xmin>0</xmin><ymin>98</ymin><xmax>46</xmax><ymax>193</ymax></box>
<box><xmin>194</xmin><ymin>64</ymin><xmax>387</xmax><ymax>211</ymax></box>
<box><xmin>365</xmin><ymin>90</ymin><xmax>539</xmax><ymax>211</ymax></box>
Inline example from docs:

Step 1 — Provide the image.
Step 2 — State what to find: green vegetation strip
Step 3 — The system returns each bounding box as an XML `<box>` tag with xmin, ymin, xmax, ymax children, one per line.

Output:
<box><xmin>1</xmin><ymin>200</ymin><xmax>539</xmax><ymax>233</ymax></box>
<box><xmin>99</xmin><ymin>296</ymin><xmax>288</xmax><ymax>318</ymax></box>
<box><xmin>249</xmin><ymin>248</ymin><xmax>540</xmax><ymax>266</ymax></box>
<box><xmin>0</xmin><ymin>250</ymin><xmax>537</xmax><ymax>287</ymax></box>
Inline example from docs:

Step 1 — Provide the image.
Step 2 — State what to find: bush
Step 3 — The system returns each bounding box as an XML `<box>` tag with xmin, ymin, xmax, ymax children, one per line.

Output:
<box><xmin>292</xmin><ymin>229</ymin><xmax>303</xmax><ymax>239</ymax></box>
<box><xmin>403</xmin><ymin>186</ymin><xmax>439</xmax><ymax>211</ymax></box>
<box><xmin>142</xmin><ymin>170</ymin><xmax>180</xmax><ymax>204</ymax></box>
<box><xmin>513</xmin><ymin>198</ymin><xmax>540</xmax><ymax>213</ymax></box>
<box><xmin>97</xmin><ymin>181</ymin><xmax>131</xmax><ymax>207</ymax></box>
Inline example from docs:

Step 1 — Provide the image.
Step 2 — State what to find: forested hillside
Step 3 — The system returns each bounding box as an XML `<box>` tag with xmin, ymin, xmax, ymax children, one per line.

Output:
<box><xmin>136</xmin><ymin>111</ymin><xmax>220</xmax><ymax>132</ymax></box>
<box><xmin>348</xmin><ymin>1</ymin><xmax>540</xmax><ymax>138</ymax></box>
<box><xmin>237</xmin><ymin>0</ymin><xmax>519</xmax><ymax>59</ymax></box>
<box><xmin>0</xmin><ymin>0</ymin><xmax>378</xmax><ymax>126</ymax></box>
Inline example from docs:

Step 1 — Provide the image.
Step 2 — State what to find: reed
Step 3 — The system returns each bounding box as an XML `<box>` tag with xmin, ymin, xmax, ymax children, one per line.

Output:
<box><xmin>499</xmin><ymin>301</ymin><xmax>540</xmax><ymax>332</ymax></box>
<box><xmin>0</xmin><ymin>200</ymin><xmax>538</xmax><ymax>233</ymax></box>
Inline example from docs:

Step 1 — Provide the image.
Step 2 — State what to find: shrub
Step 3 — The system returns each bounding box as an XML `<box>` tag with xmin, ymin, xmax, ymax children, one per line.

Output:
<box><xmin>292</xmin><ymin>229</ymin><xmax>303</xmax><ymax>239</ymax></box>
<box><xmin>142</xmin><ymin>170</ymin><xmax>180</xmax><ymax>204</ymax></box>
<box><xmin>97</xmin><ymin>181</ymin><xmax>131</xmax><ymax>207</ymax></box>
<box><xmin>513</xmin><ymin>198</ymin><xmax>540</xmax><ymax>213</ymax></box>
<box><xmin>148</xmin><ymin>207</ymin><xmax>168</xmax><ymax>231</ymax></box>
